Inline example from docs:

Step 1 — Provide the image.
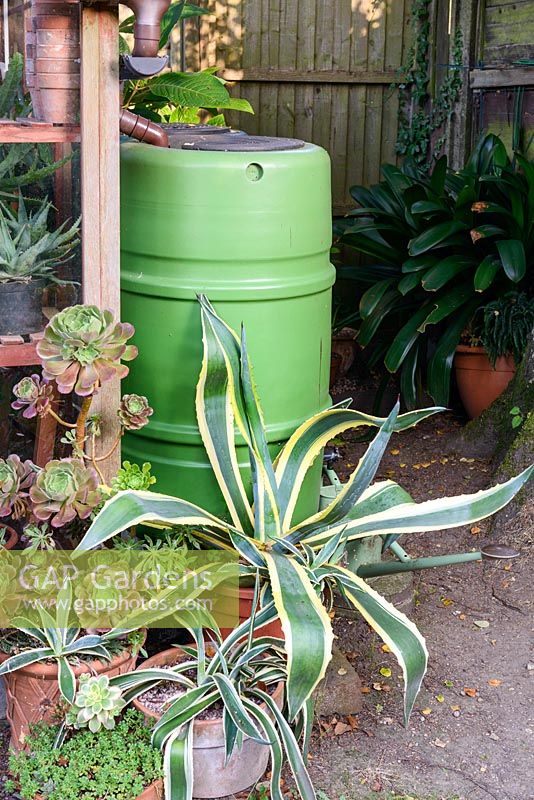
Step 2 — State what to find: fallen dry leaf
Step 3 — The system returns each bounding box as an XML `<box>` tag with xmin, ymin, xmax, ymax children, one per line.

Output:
<box><xmin>346</xmin><ymin>714</ymin><xmax>358</xmax><ymax>730</ymax></box>
<box><xmin>436</xmin><ymin>694</ymin><xmax>445</xmax><ymax>703</ymax></box>
<box><xmin>450</xmin><ymin>705</ymin><xmax>461</xmax><ymax>712</ymax></box>
<box><xmin>337</xmin><ymin>668</ymin><xmax>347</xmax><ymax>676</ymax></box>
<box><xmin>372</xmin><ymin>682</ymin><xmax>383</xmax><ymax>691</ymax></box>
<box><xmin>381</xmin><ymin>644</ymin><xmax>391</xmax><ymax>653</ymax></box>
<box><xmin>379</xmin><ymin>667</ymin><xmax>392</xmax><ymax>678</ymax></box>
<box><xmin>471</xmin><ymin>526</ymin><xmax>482</xmax><ymax>535</ymax></box>
<box><xmin>487</xmin><ymin>679</ymin><xmax>502</xmax><ymax>687</ymax></box>
<box><xmin>421</xmin><ymin>707</ymin><xmax>432</xmax><ymax>716</ymax></box>
<box><xmin>474</xmin><ymin>620</ymin><xmax>490</xmax><ymax>628</ymax></box>
<box><xmin>334</xmin><ymin>721</ymin><xmax>352</xmax><ymax>736</ymax></box>
<box><xmin>464</xmin><ymin>687</ymin><xmax>478</xmax><ymax>697</ymax></box>
<box><xmin>432</xmin><ymin>738</ymin><xmax>448</xmax><ymax>748</ymax></box>
<box><xmin>390</xmin><ymin>448</ymin><xmax>400</xmax><ymax>455</ymax></box>
<box><xmin>361</xmin><ymin>686</ymin><xmax>371</xmax><ymax>694</ymax></box>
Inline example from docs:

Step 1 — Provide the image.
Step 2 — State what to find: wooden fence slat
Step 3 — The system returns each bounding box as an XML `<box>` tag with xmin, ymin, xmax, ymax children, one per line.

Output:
<box><xmin>220</xmin><ymin>68</ymin><xmax>402</xmax><ymax>84</ymax></box>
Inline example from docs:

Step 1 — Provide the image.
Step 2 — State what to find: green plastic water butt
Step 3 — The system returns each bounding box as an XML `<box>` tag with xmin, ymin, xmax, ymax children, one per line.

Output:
<box><xmin>120</xmin><ymin>138</ymin><xmax>335</xmax><ymax>524</ymax></box>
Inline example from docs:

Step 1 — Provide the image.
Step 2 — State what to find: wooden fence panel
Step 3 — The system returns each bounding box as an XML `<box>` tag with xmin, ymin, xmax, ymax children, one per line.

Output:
<box><xmin>176</xmin><ymin>0</ymin><xmax>412</xmax><ymax>214</ymax></box>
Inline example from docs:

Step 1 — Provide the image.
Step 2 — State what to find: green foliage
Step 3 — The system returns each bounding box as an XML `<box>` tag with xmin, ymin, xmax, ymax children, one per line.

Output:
<box><xmin>22</xmin><ymin>522</ymin><xmax>56</xmax><ymax>551</ymax></box>
<box><xmin>121</xmin><ymin>1</ymin><xmax>253</xmax><ymax>125</ymax></box>
<box><xmin>336</xmin><ymin>134</ymin><xmax>534</xmax><ymax>406</ymax></box>
<box><xmin>396</xmin><ymin>0</ymin><xmax>463</xmax><ymax>164</ymax></box>
<box><xmin>111</xmin><ymin>460</ymin><xmax>157</xmax><ymax>492</ymax></box>
<box><xmin>8</xmin><ymin>709</ymin><xmax>162</xmax><ymax>800</ymax></box>
<box><xmin>510</xmin><ymin>406</ymin><xmax>524</xmax><ymax>430</ymax></box>
<box><xmin>65</xmin><ymin>673</ymin><xmax>126</xmax><ymax>732</ymax></box>
<box><xmin>0</xmin><ymin>194</ymin><xmax>79</xmax><ymax>283</ymax></box>
<box><xmin>481</xmin><ymin>292</ymin><xmax>534</xmax><ymax>366</ymax></box>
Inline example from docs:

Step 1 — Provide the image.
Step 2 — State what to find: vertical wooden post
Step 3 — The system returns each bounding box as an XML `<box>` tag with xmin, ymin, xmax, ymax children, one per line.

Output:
<box><xmin>448</xmin><ymin>0</ymin><xmax>480</xmax><ymax>169</ymax></box>
<box><xmin>80</xmin><ymin>2</ymin><xmax>121</xmax><ymax>482</ymax></box>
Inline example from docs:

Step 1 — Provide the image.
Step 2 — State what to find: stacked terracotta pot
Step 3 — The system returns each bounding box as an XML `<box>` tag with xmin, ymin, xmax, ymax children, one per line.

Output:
<box><xmin>25</xmin><ymin>0</ymin><xmax>80</xmax><ymax>123</ymax></box>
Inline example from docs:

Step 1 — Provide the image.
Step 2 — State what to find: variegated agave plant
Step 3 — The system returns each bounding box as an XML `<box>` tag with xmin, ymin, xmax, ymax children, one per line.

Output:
<box><xmin>76</xmin><ymin>296</ymin><xmax>533</xmax><ymax>733</ymax></box>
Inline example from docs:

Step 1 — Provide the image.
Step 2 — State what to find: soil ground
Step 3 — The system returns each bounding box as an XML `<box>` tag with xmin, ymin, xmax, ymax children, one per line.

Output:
<box><xmin>1</xmin><ymin>378</ymin><xmax>532</xmax><ymax>800</ymax></box>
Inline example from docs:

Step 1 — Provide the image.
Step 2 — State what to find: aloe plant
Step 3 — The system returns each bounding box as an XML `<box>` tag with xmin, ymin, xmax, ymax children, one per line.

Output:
<box><xmin>337</xmin><ymin>134</ymin><xmax>534</xmax><ymax>406</ymax></box>
<box><xmin>0</xmin><ymin>194</ymin><xmax>79</xmax><ymax>284</ymax></box>
<box><xmin>76</xmin><ymin>296</ymin><xmax>533</xmax><ymax>731</ymax></box>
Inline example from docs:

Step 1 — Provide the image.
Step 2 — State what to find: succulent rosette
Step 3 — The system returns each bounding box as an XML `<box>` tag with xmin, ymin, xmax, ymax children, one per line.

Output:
<box><xmin>66</xmin><ymin>674</ymin><xmax>125</xmax><ymax>732</ymax></box>
<box><xmin>29</xmin><ymin>458</ymin><xmax>102</xmax><ymax>528</ymax></box>
<box><xmin>118</xmin><ymin>394</ymin><xmax>153</xmax><ymax>431</ymax></box>
<box><xmin>36</xmin><ymin>305</ymin><xmax>138</xmax><ymax>396</ymax></box>
<box><xmin>11</xmin><ymin>374</ymin><xmax>54</xmax><ymax>419</ymax></box>
<box><xmin>0</xmin><ymin>455</ymin><xmax>37</xmax><ymax>518</ymax></box>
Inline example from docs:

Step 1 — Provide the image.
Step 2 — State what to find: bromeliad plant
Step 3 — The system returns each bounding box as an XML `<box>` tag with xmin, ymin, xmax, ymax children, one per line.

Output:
<box><xmin>336</xmin><ymin>134</ymin><xmax>534</xmax><ymax>406</ymax></box>
<box><xmin>76</xmin><ymin>295</ymin><xmax>533</xmax><ymax>732</ymax></box>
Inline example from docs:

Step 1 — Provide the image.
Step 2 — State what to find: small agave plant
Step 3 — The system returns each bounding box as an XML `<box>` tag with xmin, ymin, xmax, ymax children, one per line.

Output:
<box><xmin>66</xmin><ymin>674</ymin><xmax>125</xmax><ymax>733</ymax></box>
<box><xmin>78</xmin><ymin>295</ymin><xmax>533</xmax><ymax>736</ymax></box>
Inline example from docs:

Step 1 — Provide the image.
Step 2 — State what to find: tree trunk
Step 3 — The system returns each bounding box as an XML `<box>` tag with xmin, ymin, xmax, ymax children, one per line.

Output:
<box><xmin>451</xmin><ymin>332</ymin><xmax>534</xmax><ymax>547</ymax></box>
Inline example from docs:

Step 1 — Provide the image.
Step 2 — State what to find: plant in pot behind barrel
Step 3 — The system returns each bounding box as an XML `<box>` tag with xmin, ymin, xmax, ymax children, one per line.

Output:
<box><xmin>0</xmin><ymin>195</ymin><xmax>79</xmax><ymax>336</ymax></box>
<box><xmin>455</xmin><ymin>292</ymin><xmax>534</xmax><ymax>418</ymax></box>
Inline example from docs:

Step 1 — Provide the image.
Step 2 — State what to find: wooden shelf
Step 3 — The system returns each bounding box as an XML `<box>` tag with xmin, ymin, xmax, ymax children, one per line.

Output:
<box><xmin>0</xmin><ymin>120</ymin><xmax>81</xmax><ymax>143</ymax></box>
<box><xmin>0</xmin><ymin>308</ymin><xmax>56</xmax><ymax>368</ymax></box>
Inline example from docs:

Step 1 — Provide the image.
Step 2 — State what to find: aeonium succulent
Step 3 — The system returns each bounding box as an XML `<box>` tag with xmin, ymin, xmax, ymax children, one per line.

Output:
<box><xmin>29</xmin><ymin>458</ymin><xmax>102</xmax><ymax>528</ymax></box>
<box><xmin>118</xmin><ymin>394</ymin><xmax>153</xmax><ymax>431</ymax></box>
<box><xmin>36</xmin><ymin>305</ymin><xmax>138</xmax><ymax>396</ymax></box>
<box><xmin>111</xmin><ymin>461</ymin><xmax>156</xmax><ymax>493</ymax></box>
<box><xmin>66</xmin><ymin>674</ymin><xmax>126</xmax><ymax>733</ymax></box>
<box><xmin>0</xmin><ymin>455</ymin><xmax>37</xmax><ymax>518</ymax></box>
<box><xmin>12</xmin><ymin>374</ymin><xmax>54</xmax><ymax>419</ymax></box>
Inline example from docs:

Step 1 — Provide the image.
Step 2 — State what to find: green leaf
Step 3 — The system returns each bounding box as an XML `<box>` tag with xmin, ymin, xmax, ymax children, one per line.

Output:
<box><xmin>0</xmin><ymin>647</ymin><xmax>55</xmax><ymax>674</ymax></box>
<box><xmin>243</xmin><ymin>700</ymin><xmax>285</xmax><ymax>800</ymax></box>
<box><xmin>384</xmin><ymin>305</ymin><xmax>430</xmax><ymax>373</ymax></box>
<box><xmin>164</xmin><ymin>724</ymin><xmax>194</xmax><ymax>800</ymax></box>
<box><xmin>496</xmin><ymin>240</ymin><xmax>526</xmax><ymax>282</ymax></box>
<box><xmin>0</xmin><ymin>53</ymin><xmax>24</xmax><ymax>118</ymax></box>
<box><xmin>159</xmin><ymin>2</ymin><xmax>186</xmax><ymax>49</ymax></box>
<box><xmin>57</xmin><ymin>658</ymin><xmax>76</xmax><ymax>703</ymax></box>
<box><xmin>148</xmin><ymin>72</ymin><xmax>230</xmax><ymax>110</ymax></box>
<box><xmin>359</xmin><ymin>278</ymin><xmax>397</xmax><ymax>319</ymax></box>
<box><xmin>417</xmin><ymin>283</ymin><xmax>472</xmax><ymax>332</ymax></box>
<box><xmin>474</xmin><ymin>255</ymin><xmax>500</xmax><ymax>292</ymax></box>
<box><xmin>408</xmin><ymin>221</ymin><xmax>468</xmax><ymax>256</ymax></box>
<box><xmin>329</xmin><ymin>565</ymin><xmax>427</xmax><ymax>724</ymax></box>
<box><xmin>427</xmin><ymin>301</ymin><xmax>479</xmax><ymax>405</ymax></box>
<box><xmin>421</xmin><ymin>256</ymin><xmax>474</xmax><ymax>292</ymax></box>
<box><xmin>211</xmin><ymin>674</ymin><xmax>268</xmax><ymax>744</ymax></box>
<box><xmin>398</xmin><ymin>272</ymin><xmax>422</xmax><ymax>295</ymax></box>
<box><xmin>216</xmin><ymin>97</ymin><xmax>254</xmax><ymax>114</ymax></box>
<box><xmin>264</xmin><ymin>551</ymin><xmax>333</xmax><ymax>721</ymax></box>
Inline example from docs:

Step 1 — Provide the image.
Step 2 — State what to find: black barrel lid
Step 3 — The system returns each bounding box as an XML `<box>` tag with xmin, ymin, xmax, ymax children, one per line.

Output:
<box><xmin>182</xmin><ymin>135</ymin><xmax>306</xmax><ymax>152</ymax></box>
<box><xmin>162</xmin><ymin>123</ymin><xmax>232</xmax><ymax>134</ymax></box>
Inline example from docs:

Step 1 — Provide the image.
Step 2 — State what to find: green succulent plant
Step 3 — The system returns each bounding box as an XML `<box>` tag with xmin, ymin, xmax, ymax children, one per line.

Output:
<box><xmin>77</xmin><ymin>295</ymin><xmax>533</xmax><ymax>738</ymax></box>
<box><xmin>37</xmin><ymin>305</ymin><xmax>138</xmax><ymax>396</ymax></box>
<box><xmin>111</xmin><ymin>461</ymin><xmax>156</xmax><ymax>493</ymax></box>
<box><xmin>0</xmin><ymin>194</ymin><xmax>79</xmax><ymax>284</ymax></box>
<box><xmin>66</xmin><ymin>674</ymin><xmax>126</xmax><ymax>733</ymax></box>
<box><xmin>0</xmin><ymin>454</ymin><xmax>37</xmax><ymax>519</ymax></box>
<box><xmin>12</xmin><ymin>373</ymin><xmax>54</xmax><ymax>419</ymax></box>
<box><xmin>29</xmin><ymin>458</ymin><xmax>102</xmax><ymax>528</ymax></box>
<box><xmin>22</xmin><ymin>522</ymin><xmax>56</xmax><ymax>551</ymax></box>
<box><xmin>118</xmin><ymin>394</ymin><xmax>153</xmax><ymax>430</ymax></box>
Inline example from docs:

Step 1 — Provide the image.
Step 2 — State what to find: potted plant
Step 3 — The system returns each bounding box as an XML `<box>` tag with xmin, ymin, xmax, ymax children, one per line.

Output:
<box><xmin>109</xmin><ymin>615</ymin><xmax>300</xmax><ymax>800</ymax></box>
<box><xmin>7</xmin><ymin>707</ymin><xmax>163</xmax><ymax>800</ymax></box>
<box><xmin>0</xmin><ymin>579</ymin><xmax>145</xmax><ymax>750</ymax></box>
<box><xmin>76</xmin><ymin>295</ymin><xmax>533</xmax><ymax>734</ymax></box>
<box><xmin>455</xmin><ymin>292</ymin><xmax>534</xmax><ymax>418</ymax></box>
<box><xmin>335</xmin><ymin>134</ymin><xmax>533</xmax><ymax>407</ymax></box>
<box><xmin>0</xmin><ymin>195</ymin><xmax>79</xmax><ymax>336</ymax></box>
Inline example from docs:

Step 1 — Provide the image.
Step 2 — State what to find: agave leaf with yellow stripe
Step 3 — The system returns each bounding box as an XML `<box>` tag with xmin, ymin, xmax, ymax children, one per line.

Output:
<box><xmin>197</xmin><ymin>299</ymin><xmax>254</xmax><ymax>534</ymax></box>
<box><xmin>325</xmin><ymin>563</ymin><xmax>427</xmax><ymax>724</ymax></box>
<box><xmin>303</xmin><ymin>465</ymin><xmax>534</xmax><ymax>549</ymax></box>
<box><xmin>264</xmin><ymin>550</ymin><xmax>333</xmax><ymax>720</ymax></box>
<box><xmin>275</xmin><ymin>406</ymin><xmax>444</xmax><ymax>528</ymax></box>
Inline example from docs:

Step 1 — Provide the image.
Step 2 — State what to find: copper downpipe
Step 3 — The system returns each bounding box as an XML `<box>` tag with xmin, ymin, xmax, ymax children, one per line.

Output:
<box><xmin>122</xmin><ymin>0</ymin><xmax>172</xmax><ymax>58</ymax></box>
<box><xmin>120</xmin><ymin>109</ymin><xmax>169</xmax><ymax>148</ymax></box>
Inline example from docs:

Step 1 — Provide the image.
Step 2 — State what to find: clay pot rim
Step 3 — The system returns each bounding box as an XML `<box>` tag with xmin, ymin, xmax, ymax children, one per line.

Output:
<box><xmin>1</xmin><ymin>524</ymin><xmax>19</xmax><ymax>551</ymax></box>
<box><xmin>0</xmin><ymin>638</ymin><xmax>142</xmax><ymax>679</ymax></box>
<box><xmin>133</xmin><ymin>646</ymin><xmax>284</xmax><ymax>727</ymax></box>
<box><xmin>455</xmin><ymin>344</ymin><xmax>488</xmax><ymax>355</ymax></box>
<box><xmin>31</xmin><ymin>778</ymin><xmax>163</xmax><ymax>800</ymax></box>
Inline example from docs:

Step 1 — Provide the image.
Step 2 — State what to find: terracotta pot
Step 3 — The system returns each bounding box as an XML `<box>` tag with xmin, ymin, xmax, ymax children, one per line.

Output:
<box><xmin>33</xmin><ymin>781</ymin><xmax>164</xmax><ymax>800</ymax></box>
<box><xmin>0</xmin><ymin>524</ymin><xmax>18</xmax><ymax>551</ymax></box>
<box><xmin>0</xmin><ymin>643</ymin><xmax>141</xmax><ymax>751</ymax></box>
<box><xmin>27</xmin><ymin>0</ymin><xmax>80</xmax><ymax>123</ymax></box>
<box><xmin>454</xmin><ymin>345</ymin><xmax>516</xmax><ymax>419</ymax></box>
<box><xmin>331</xmin><ymin>327</ymin><xmax>357</xmax><ymax>376</ymax></box>
<box><xmin>219</xmin><ymin>586</ymin><xmax>284</xmax><ymax>641</ymax></box>
<box><xmin>134</xmin><ymin>648</ymin><xmax>284</xmax><ymax>799</ymax></box>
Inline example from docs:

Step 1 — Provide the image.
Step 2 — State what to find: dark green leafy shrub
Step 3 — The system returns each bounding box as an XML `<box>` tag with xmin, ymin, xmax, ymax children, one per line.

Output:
<box><xmin>7</xmin><ymin>709</ymin><xmax>162</xmax><ymax>800</ymax></box>
<box><xmin>336</xmin><ymin>134</ymin><xmax>534</xmax><ymax>406</ymax></box>
<box><xmin>481</xmin><ymin>292</ymin><xmax>534</xmax><ymax>366</ymax></box>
